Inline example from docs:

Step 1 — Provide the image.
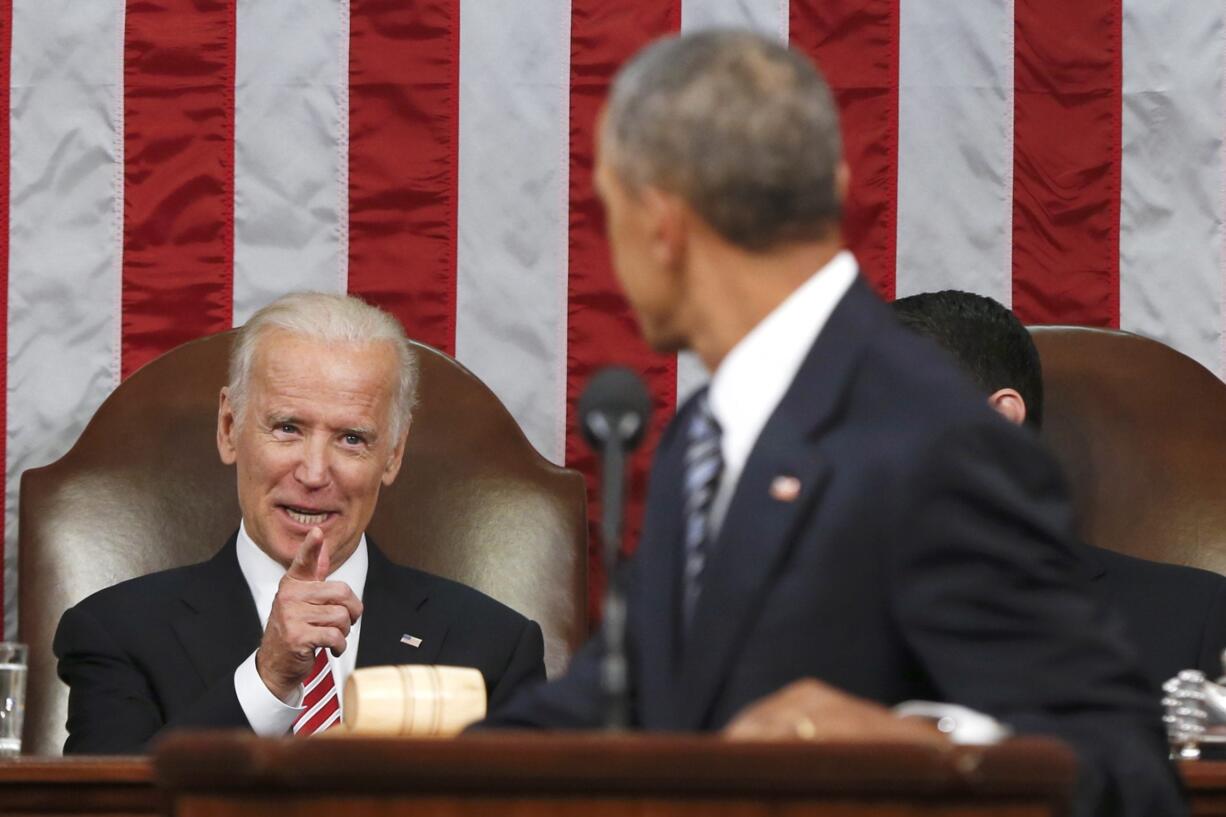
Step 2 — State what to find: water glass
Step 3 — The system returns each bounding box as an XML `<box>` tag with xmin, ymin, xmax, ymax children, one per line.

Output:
<box><xmin>0</xmin><ymin>642</ymin><xmax>27</xmax><ymax>757</ymax></box>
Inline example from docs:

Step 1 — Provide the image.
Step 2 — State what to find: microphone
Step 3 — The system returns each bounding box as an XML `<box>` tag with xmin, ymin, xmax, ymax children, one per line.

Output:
<box><xmin>578</xmin><ymin>366</ymin><xmax>652</xmax><ymax>730</ymax></box>
<box><xmin>579</xmin><ymin>366</ymin><xmax>652</xmax><ymax>451</ymax></box>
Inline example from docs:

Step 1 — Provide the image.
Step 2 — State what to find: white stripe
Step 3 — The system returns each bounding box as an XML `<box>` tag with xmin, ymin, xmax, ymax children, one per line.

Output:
<box><xmin>1119</xmin><ymin>4</ymin><xmax>1226</xmax><ymax>376</ymax></box>
<box><xmin>680</xmin><ymin>0</ymin><xmax>788</xmax><ymax>39</ymax></box>
<box><xmin>454</xmin><ymin>0</ymin><xmax>572</xmax><ymax>464</ymax></box>
<box><xmin>231</xmin><ymin>0</ymin><xmax>347</xmax><ymax>327</ymax></box>
<box><xmin>1222</xmin><ymin>7</ymin><xmax>1226</xmax><ymax>376</ymax></box>
<box><xmin>6</xmin><ymin>0</ymin><xmax>126</xmax><ymax>636</ymax></box>
<box><xmin>336</xmin><ymin>0</ymin><xmax>351</xmax><ymax>293</ymax></box>
<box><xmin>675</xmin><ymin>0</ymin><xmax>789</xmax><ymax>406</ymax></box>
<box><xmin>894</xmin><ymin>0</ymin><xmax>1015</xmax><ymax>304</ymax></box>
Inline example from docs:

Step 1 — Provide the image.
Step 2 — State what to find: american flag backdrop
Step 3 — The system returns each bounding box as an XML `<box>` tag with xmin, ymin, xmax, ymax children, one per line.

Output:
<box><xmin>1</xmin><ymin>1</ymin><xmax>1223</xmax><ymax>636</ymax></box>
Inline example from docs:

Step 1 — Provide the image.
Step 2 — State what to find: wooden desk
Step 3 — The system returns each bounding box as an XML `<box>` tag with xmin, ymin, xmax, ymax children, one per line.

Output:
<box><xmin>154</xmin><ymin>733</ymin><xmax>1077</xmax><ymax>817</ymax></box>
<box><xmin>15</xmin><ymin>743</ymin><xmax>1226</xmax><ymax>816</ymax></box>
<box><xmin>1182</xmin><ymin>761</ymin><xmax>1226</xmax><ymax>816</ymax></box>
<box><xmin>0</xmin><ymin>756</ymin><xmax>157</xmax><ymax>816</ymax></box>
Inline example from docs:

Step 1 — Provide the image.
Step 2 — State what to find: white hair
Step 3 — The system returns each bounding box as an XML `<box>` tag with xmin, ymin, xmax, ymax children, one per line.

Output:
<box><xmin>228</xmin><ymin>292</ymin><xmax>418</xmax><ymax>439</ymax></box>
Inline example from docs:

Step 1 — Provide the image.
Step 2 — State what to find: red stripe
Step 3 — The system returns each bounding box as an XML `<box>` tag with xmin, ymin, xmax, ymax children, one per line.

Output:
<box><xmin>297</xmin><ymin>690</ymin><xmax>340</xmax><ymax>734</ymax></box>
<box><xmin>300</xmin><ymin>652</ymin><xmax>333</xmax><ymax>709</ymax></box>
<box><xmin>790</xmin><ymin>0</ymin><xmax>901</xmax><ymax>300</ymax></box>
<box><xmin>347</xmin><ymin>0</ymin><xmax>459</xmax><ymax>354</ymax></box>
<box><xmin>1012</xmin><ymin>0</ymin><xmax>1122</xmax><ymax>327</ymax></box>
<box><xmin>0</xmin><ymin>0</ymin><xmax>10</xmax><ymax>633</ymax></box>
<box><xmin>566</xmin><ymin>2</ymin><xmax>680</xmax><ymax>623</ymax></box>
<box><xmin>121</xmin><ymin>0</ymin><xmax>236</xmax><ymax>378</ymax></box>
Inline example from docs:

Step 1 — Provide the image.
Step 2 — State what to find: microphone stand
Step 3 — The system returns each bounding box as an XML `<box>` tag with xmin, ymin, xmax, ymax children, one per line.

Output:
<box><xmin>579</xmin><ymin>366</ymin><xmax>650</xmax><ymax>732</ymax></box>
<box><xmin>597</xmin><ymin>433</ymin><xmax>630</xmax><ymax>730</ymax></box>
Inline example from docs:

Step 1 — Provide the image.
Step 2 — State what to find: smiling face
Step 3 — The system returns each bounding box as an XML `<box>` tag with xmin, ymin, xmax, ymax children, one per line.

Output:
<box><xmin>216</xmin><ymin>330</ymin><xmax>408</xmax><ymax>569</ymax></box>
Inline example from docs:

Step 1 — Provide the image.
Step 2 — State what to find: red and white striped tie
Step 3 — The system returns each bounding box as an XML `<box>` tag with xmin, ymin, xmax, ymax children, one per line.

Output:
<box><xmin>293</xmin><ymin>650</ymin><xmax>341</xmax><ymax>735</ymax></box>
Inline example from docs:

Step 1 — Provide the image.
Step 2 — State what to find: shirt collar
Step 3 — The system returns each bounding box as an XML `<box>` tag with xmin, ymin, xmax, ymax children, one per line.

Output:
<box><xmin>236</xmin><ymin>520</ymin><xmax>369</xmax><ymax>628</ymax></box>
<box><xmin>708</xmin><ymin>250</ymin><xmax>858</xmax><ymax>481</ymax></box>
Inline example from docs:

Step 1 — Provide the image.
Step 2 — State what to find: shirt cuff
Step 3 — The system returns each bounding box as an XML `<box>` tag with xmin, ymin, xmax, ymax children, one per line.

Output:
<box><xmin>892</xmin><ymin>701</ymin><xmax>1012</xmax><ymax>745</ymax></box>
<box><xmin>234</xmin><ymin>650</ymin><xmax>305</xmax><ymax>736</ymax></box>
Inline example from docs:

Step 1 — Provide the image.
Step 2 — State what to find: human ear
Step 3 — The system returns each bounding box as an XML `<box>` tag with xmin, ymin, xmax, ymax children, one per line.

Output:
<box><xmin>643</xmin><ymin>187</ymin><xmax>687</xmax><ymax>273</ymax></box>
<box><xmin>217</xmin><ymin>387</ymin><xmax>238</xmax><ymax>465</ymax></box>
<box><xmin>987</xmin><ymin>388</ymin><xmax>1027</xmax><ymax>427</ymax></box>
<box><xmin>381</xmin><ymin>425</ymin><xmax>409</xmax><ymax>486</ymax></box>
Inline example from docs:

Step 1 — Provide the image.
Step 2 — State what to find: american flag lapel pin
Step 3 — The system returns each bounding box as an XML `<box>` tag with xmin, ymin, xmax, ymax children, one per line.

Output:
<box><xmin>401</xmin><ymin>634</ymin><xmax>423</xmax><ymax>648</ymax></box>
<box><xmin>769</xmin><ymin>475</ymin><xmax>801</xmax><ymax>502</ymax></box>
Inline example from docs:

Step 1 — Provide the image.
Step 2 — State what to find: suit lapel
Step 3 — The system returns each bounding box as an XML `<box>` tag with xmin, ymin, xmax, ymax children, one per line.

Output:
<box><xmin>675</xmin><ymin>278</ymin><xmax>877</xmax><ymax>728</ymax></box>
<box><xmin>172</xmin><ymin>534</ymin><xmax>263</xmax><ymax>687</ymax></box>
<box><xmin>631</xmin><ymin>413</ymin><xmax>689</xmax><ymax>728</ymax></box>
<box><xmin>355</xmin><ymin>541</ymin><xmax>450</xmax><ymax>668</ymax></box>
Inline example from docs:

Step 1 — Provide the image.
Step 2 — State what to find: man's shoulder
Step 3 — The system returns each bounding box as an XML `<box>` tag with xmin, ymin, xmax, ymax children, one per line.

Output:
<box><xmin>65</xmin><ymin>553</ymin><xmax>222</xmax><ymax>624</ymax></box>
<box><xmin>868</xmin><ymin>315</ymin><xmax>993</xmax><ymax>420</ymax></box>
<box><xmin>840</xmin><ymin>312</ymin><xmax>1027</xmax><ymax>461</ymax></box>
<box><xmin>380</xmin><ymin>557</ymin><xmax>532</xmax><ymax>629</ymax></box>
<box><xmin>1096</xmin><ymin>546</ymin><xmax>1226</xmax><ymax>600</ymax></box>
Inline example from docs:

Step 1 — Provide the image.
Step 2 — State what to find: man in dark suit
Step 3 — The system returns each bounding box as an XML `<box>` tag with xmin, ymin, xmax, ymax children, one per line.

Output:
<box><xmin>892</xmin><ymin>289</ymin><xmax>1226</xmax><ymax>693</ymax></box>
<box><xmin>54</xmin><ymin>292</ymin><xmax>545</xmax><ymax>753</ymax></box>
<box><xmin>483</xmin><ymin>30</ymin><xmax>1184</xmax><ymax>816</ymax></box>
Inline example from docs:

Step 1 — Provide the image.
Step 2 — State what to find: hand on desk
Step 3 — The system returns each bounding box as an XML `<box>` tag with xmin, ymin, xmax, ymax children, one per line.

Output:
<box><xmin>723</xmin><ymin>678</ymin><xmax>952</xmax><ymax>749</ymax></box>
<box><xmin>256</xmin><ymin>527</ymin><xmax>364</xmax><ymax>701</ymax></box>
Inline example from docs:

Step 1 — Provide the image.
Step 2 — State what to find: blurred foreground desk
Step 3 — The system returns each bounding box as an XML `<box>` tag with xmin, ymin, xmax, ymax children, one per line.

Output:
<box><xmin>153</xmin><ymin>733</ymin><xmax>1077</xmax><ymax>817</ymax></box>
<box><xmin>0</xmin><ymin>755</ymin><xmax>157</xmax><ymax>816</ymax></box>
<box><xmin>10</xmin><ymin>739</ymin><xmax>1226</xmax><ymax>815</ymax></box>
<box><xmin>1183</xmin><ymin>762</ymin><xmax>1226</xmax><ymax>816</ymax></box>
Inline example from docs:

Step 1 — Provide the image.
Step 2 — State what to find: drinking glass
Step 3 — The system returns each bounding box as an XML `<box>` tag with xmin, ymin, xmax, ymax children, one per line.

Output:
<box><xmin>0</xmin><ymin>642</ymin><xmax>27</xmax><ymax>757</ymax></box>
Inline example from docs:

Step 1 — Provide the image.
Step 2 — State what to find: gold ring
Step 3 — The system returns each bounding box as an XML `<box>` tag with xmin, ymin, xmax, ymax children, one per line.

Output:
<box><xmin>794</xmin><ymin>715</ymin><xmax>817</xmax><ymax>741</ymax></box>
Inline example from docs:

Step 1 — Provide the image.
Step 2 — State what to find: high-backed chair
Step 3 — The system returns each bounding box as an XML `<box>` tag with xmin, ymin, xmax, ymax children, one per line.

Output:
<box><xmin>18</xmin><ymin>330</ymin><xmax>587</xmax><ymax>755</ymax></box>
<box><xmin>1031</xmin><ymin>326</ymin><xmax>1226</xmax><ymax>576</ymax></box>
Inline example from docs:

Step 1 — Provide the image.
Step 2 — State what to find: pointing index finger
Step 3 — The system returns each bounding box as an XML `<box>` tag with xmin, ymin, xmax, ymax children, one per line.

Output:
<box><xmin>287</xmin><ymin>527</ymin><xmax>327</xmax><ymax>581</ymax></box>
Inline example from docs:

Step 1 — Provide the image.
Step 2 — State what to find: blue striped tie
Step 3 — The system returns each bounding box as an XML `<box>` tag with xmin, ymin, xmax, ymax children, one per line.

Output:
<box><xmin>682</xmin><ymin>389</ymin><xmax>723</xmax><ymax>631</ymax></box>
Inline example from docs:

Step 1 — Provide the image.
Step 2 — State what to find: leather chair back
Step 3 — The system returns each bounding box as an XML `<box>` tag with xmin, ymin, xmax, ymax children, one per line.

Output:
<box><xmin>1031</xmin><ymin>326</ymin><xmax>1226</xmax><ymax>575</ymax></box>
<box><xmin>18</xmin><ymin>330</ymin><xmax>587</xmax><ymax>755</ymax></box>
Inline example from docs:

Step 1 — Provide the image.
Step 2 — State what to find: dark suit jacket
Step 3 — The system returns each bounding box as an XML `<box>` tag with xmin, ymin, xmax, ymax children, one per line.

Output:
<box><xmin>1084</xmin><ymin>545</ymin><xmax>1226</xmax><ymax>692</ymax></box>
<box><xmin>486</xmin><ymin>278</ymin><xmax>1183</xmax><ymax>817</ymax></box>
<box><xmin>54</xmin><ymin>534</ymin><xmax>545</xmax><ymax>754</ymax></box>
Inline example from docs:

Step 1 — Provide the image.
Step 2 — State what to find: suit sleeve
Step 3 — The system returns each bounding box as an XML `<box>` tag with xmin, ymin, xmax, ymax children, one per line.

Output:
<box><xmin>485</xmin><ymin>617</ymin><xmax>547</xmax><ymax>714</ymax></box>
<box><xmin>55</xmin><ymin>603</ymin><xmax>249</xmax><ymax>754</ymax></box>
<box><xmin>1197</xmin><ymin>580</ymin><xmax>1226</xmax><ymax>680</ymax></box>
<box><xmin>476</xmin><ymin>410</ymin><xmax>688</xmax><ymax>732</ymax></box>
<box><xmin>480</xmin><ymin>562</ymin><xmax>640</xmax><ymax>729</ymax></box>
<box><xmin>891</xmin><ymin>420</ymin><xmax>1185</xmax><ymax>817</ymax></box>
<box><xmin>481</xmin><ymin>632</ymin><xmax>609</xmax><ymax>728</ymax></box>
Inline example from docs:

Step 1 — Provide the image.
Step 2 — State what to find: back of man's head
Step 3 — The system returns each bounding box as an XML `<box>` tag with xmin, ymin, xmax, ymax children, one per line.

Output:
<box><xmin>602</xmin><ymin>29</ymin><xmax>842</xmax><ymax>252</ymax></box>
<box><xmin>891</xmin><ymin>290</ymin><xmax>1044</xmax><ymax>430</ymax></box>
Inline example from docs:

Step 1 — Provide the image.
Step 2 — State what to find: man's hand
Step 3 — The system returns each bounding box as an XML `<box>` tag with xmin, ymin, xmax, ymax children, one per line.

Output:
<box><xmin>723</xmin><ymin>678</ymin><xmax>951</xmax><ymax>749</ymax></box>
<box><xmin>255</xmin><ymin>528</ymin><xmax>364</xmax><ymax>701</ymax></box>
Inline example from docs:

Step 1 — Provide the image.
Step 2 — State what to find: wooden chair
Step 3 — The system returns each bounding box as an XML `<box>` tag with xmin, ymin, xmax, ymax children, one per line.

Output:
<box><xmin>1031</xmin><ymin>326</ymin><xmax>1226</xmax><ymax>576</ymax></box>
<box><xmin>18</xmin><ymin>330</ymin><xmax>587</xmax><ymax>755</ymax></box>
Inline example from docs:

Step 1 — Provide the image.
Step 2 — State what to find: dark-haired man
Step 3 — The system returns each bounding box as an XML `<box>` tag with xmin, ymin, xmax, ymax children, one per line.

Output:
<box><xmin>893</xmin><ymin>289</ymin><xmax>1226</xmax><ymax>693</ymax></box>
<box><xmin>485</xmin><ymin>29</ymin><xmax>1183</xmax><ymax>817</ymax></box>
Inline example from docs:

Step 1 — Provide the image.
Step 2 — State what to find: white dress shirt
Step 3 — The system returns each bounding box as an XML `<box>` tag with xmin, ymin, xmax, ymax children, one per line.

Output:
<box><xmin>706</xmin><ymin>249</ymin><xmax>858</xmax><ymax>534</ymax></box>
<box><xmin>233</xmin><ymin>521</ymin><xmax>368</xmax><ymax>736</ymax></box>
